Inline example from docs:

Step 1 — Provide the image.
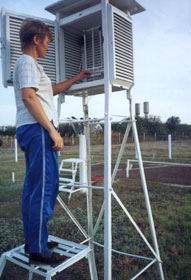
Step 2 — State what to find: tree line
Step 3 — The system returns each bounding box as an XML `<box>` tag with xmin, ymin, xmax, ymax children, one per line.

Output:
<box><xmin>0</xmin><ymin>116</ymin><xmax>191</xmax><ymax>140</ymax></box>
<box><xmin>112</xmin><ymin>116</ymin><xmax>191</xmax><ymax>140</ymax></box>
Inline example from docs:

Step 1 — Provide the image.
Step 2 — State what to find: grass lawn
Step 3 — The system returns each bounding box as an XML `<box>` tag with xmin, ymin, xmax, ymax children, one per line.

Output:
<box><xmin>0</xmin><ymin>140</ymin><xmax>191</xmax><ymax>279</ymax></box>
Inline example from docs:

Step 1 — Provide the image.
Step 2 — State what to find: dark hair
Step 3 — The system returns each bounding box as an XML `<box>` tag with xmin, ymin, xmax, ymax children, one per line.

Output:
<box><xmin>19</xmin><ymin>19</ymin><xmax>53</xmax><ymax>51</ymax></box>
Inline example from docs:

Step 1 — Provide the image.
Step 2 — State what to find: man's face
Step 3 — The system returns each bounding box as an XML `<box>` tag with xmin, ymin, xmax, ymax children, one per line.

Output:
<box><xmin>36</xmin><ymin>36</ymin><xmax>50</xmax><ymax>58</ymax></box>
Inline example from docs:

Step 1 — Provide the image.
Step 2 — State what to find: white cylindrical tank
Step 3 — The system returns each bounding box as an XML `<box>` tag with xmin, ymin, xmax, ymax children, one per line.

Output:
<box><xmin>135</xmin><ymin>103</ymin><xmax>141</xmax><ymax>116</ymax></box>
<box><xmin>143</xmin><ymin>102</ymin><xmax>149</xmax><ymax>119</ymax></box>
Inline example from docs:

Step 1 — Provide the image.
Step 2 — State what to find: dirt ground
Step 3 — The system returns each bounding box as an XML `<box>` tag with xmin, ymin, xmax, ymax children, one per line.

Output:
<box><xmin>91</xmin><ymin>162</ymin><xmax>191</xmax><ymax>186</ymax></box>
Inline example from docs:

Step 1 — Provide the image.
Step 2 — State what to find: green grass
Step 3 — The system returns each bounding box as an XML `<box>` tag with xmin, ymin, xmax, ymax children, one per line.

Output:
<box><xmin>0</xmin><ymin>140</ymin><xmax>191</xmax><ymax>279</ymax></box>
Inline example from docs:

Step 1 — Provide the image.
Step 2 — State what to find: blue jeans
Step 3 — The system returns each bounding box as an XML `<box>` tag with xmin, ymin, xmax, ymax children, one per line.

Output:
<box><xmin>17</xmin><ymin>122</ymin><xmax>59</xmax><ymax>253</ymax></box>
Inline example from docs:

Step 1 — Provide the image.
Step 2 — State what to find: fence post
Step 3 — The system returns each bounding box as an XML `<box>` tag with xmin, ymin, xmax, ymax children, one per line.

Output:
<box><xmin>168</xmin><ymin>134</ymin><xmax>172</xmax><ymax>159</ymax></box>
<box><xmin>14</xmin><ymin>139</ymin><xmax>18</xmax><ymax>163</ymax></box>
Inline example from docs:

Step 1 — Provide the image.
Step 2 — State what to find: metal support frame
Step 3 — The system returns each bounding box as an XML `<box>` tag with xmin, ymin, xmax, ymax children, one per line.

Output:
<box><xmin>101</xmin><ymin>1</ymin><xmax>112</xmax><ymax>280</ymax></box>
<box><xmin>83</xmin><ymin>93</ymin><xmax>98</xmax><ymax>280</ymax></box>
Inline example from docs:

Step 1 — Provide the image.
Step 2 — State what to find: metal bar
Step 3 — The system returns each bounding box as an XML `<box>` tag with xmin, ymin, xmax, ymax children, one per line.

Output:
<box><xmin>102</xmin><ymin>1</ymin><xmax>112</xmax><ymax>279</ymax></box>
<box><xmin>59</xmin><ymin>184</ymin><xmax>104</xmax><ymax>190</ymax></box>
<box><xmin>28</xmin><ymin>270</ymin><xmax>33</xmax><ymax>280</ymax></box>
<box><xmin>92</xmin><ymin>29</ymin><xmax>95</xmax><ymax>69</ymax></box>
<box><xmin>0</xmin><ymin>253</ymin><xmax>7</xmax><ymax>277</ymax></box>
<box><xmin>111</xmin><ymin>122</ymin><xmax>132</xmax><ymax>185</ymax></box>
<box><xmin>5</xmin><ymin>256</ymin><xmax>46</xmax><ymax>277</ymax></box>
<box><xmin>130</xmin><ymin>259</ymin><xmax>157</xmax><ymax>280</ymax></box>
<box><xmin>83</xmin><ymin>31</ymin><xmax>87</xmax><ymax>70</ymax></box>
<box><xmin>49</xmin><ymin>247</ymin><xmax>91</xmax><ymax>275</ymax></box>
<box><xmin>130</xmin><ymin>96</ymin><xmax>165</xmax><ymax>280</ymax></box>
<box><xmin>99</xmin><ymin>27</ymin><xmax>103</xmax><ymax>68</ymax></box>
<box><xmin>112</xmin><ymin>190</ymin><xmax>159</xmax><ymax>261</ymax></box>
<box><xmin>93</xmin><ymin>241</ymin><xmax>154</xmax><ymax>261</ymax></box>
<box><xmin>129</xmin><ymin>159</ymin><xmax>191</xmax><ymax>167</ymax></box>
<box><xmin>59</xmin><ymin>118</ymin><xmax>105</xmax><ymax>124</ymax></box>
<box><xmin>83</xmin><ymin>95</ymin><xmax>98</xmax><ymax>280</ymax></box>
<box><xmin>59</xmin><ymin>4</ymin><xmax>102</xmax><ymax>27</ymax></box>
<box><xmin>57</xmin><ymin>195</ymin><xmax>88</xmax><ymax>239</ymax></box>
<box><xmin>92</xmin><ymin>202</ymin><xmax>104</xmax><ymax>237</ymax></box>
<box><xmin>59</xmin><ymin>118</ymin><xmax>133</xmax><ymax>124</ymax></box>
<box><xmin>93</xmin><ymin>122</ymin><xmax>132</xmax><ymax>237</ymax></box>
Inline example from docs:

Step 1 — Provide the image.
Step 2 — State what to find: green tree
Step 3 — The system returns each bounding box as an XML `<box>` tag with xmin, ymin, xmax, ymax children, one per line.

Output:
<box><xmin>4</xmin><ymin>126</ymin><xmax>16</xmax><ymax>136</ymax></box>
<box><xmin>58</xmin><ymin>123</ymin><xmax>75</xmax><ymax>138</ymax></box>
<box><xmin>166</xmin><ymin>116</ymin><xmax>181</xmax><ymax>134</ymax></box>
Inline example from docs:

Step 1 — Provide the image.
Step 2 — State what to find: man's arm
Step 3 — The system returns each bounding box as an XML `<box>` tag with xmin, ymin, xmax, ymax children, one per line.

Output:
<box><xmin>52</xmin><ymin>70</ymin><xmax>90</xmax><ymax>96</ymax></box>
<box><xmin>22</xmin><ymin>88</ymin><xmax>63</xmax><ymax>151</ymax></box>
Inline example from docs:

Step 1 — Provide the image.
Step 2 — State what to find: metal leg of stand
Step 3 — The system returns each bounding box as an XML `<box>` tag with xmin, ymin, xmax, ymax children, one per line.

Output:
<box><xmin>28</xmin><ymin>269</ymin><xmax>33</xmax><ymax>280</ymax></box>
<box><xmin>0</xmin><ymin>253</ymin><xmax>6</xmax><ymax>278</ymax></box>
<box><xmin>129</xmin><ymin>95</ymin><xmax>165</xmax><ymax>280</ymax></box>
<box><xmin>87</xmin><ymin>250</ymin><xmax>98</xmax><ymax>280</ymax></box>
<box><xmin>83</xmin><ymin>94</ymin><xmax>98</xmax><ymax>280</ymax></box>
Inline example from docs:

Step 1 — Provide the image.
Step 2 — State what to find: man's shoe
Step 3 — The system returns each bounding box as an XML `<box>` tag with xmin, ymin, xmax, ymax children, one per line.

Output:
<box><xmin>24</xmin><ymin>241</ymin><xmax>58</xmax><ymax>254</ymax></box>
<box><xmin>29</xmin><ymin>250</ymin><xmax>67</xmax><ymax>265</ymax></box>
<box><xmin>47</xmin><ymin>241</ymin><xmax>59</xmax><ymax>250</ymax></box>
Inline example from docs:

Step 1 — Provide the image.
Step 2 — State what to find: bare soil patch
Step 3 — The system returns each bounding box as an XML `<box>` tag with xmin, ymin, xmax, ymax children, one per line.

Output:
<box><xmin>91</xmin><ymin>162</ymin><xmax>191</xmax><ymax>186</ymax></box>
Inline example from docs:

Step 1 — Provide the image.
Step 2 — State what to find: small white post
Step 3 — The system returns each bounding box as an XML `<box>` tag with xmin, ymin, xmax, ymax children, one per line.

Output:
<box><xmin>118</xmin><ymin>133</ymin><xmax>121</xmax><ymax>143</ymax></box>
<box><xmin>72</xmin><ymin>134</ymin><xmax>75</xmax><ymax>145</ymax></box>
<box><xmin>126</xmin><ymin>160</ymin><xmax>130</xmax><ymax>178</ymax></box>
<box><xmin>14</xmin><ymin>139</ymin><xmax>18</xmax><ymax>163</ymax></box>
<box><xmin>12</xmin><ymin>172</ymin><xmax>15</xmax><ymax>183</ymax></box>
<box><xmin>168</xmin><ymin>134</ymin><xmax>172</xmax><ymax>159</ymax></box>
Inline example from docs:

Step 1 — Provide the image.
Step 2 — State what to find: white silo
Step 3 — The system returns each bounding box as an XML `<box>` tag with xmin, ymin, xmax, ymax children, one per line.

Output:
<box><xmin>143</xmin><ymin>102</ymin><xmax>149</xmax><ymax>119</ymax></box>
<box><xmin>135</xmin><ymin>103</ymin><xmax>141</xmax><ymax>117</ymax></box>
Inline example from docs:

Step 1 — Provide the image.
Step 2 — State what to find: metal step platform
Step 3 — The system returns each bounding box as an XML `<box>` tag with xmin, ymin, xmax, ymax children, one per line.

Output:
<box><xmin>0</xmin><ymin>235</ymin><xmax>93</xmax><ymax>280</ymax></box>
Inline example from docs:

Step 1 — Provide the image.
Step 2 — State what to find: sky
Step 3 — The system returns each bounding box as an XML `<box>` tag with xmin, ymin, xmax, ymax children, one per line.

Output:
<box><xmin>0</xmin><ymin>0</ymin><xmax>191</xmax><ymax>126</ymax></box>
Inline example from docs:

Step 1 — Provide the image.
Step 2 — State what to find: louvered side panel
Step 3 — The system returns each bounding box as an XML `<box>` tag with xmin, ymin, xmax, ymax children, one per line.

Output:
<box><xmin>6</xmin><ymin>13</ymin><xmax>56</xmax><ymax>85</ymax></box>
<box><xmin>64</xmin><ymin>31</ymin><xmax>82</xmax><ymax>80</ymax></box>
<box><xmin>113</xmin><ymin>12</ymin><xmax>134</xmax><ymax>85</ymax></box>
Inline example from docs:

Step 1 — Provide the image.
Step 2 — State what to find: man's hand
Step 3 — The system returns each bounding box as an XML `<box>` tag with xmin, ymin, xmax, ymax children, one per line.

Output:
<box><xmin>49</xmin><ymin>129</ymin><xmax>64</xmax><ymax>151</ymax></box>
<box><xmin>75</xmin><ymin>70</ymin><xmax>91</xmax><ymax>81</ymax></box>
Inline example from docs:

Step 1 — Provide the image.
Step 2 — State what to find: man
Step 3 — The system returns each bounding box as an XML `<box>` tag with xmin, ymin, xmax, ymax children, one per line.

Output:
<box><xmin>13</xmin><ymin>18</ymin><xmax>90</xmax><ymax>265</ymax></box>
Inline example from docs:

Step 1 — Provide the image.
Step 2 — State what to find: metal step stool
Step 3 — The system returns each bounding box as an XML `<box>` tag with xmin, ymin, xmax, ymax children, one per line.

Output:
<box><xmin>0</xmin><ymin>235</ymin><xmax>96</xmax><ymax>280</ymax></box>
<box><xmin>59</xmin><ymin>158</ymin><xmax>85</xmax><ymax>202</ymax></box>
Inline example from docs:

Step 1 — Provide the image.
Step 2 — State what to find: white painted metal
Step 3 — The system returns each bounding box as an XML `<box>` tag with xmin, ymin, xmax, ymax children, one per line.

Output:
<box><xmin>12</xmin><ymin>172</ymin><xmax>15</xmax><ymax>183</ymax></box>
<box><xmin>108</xmin><ymin>4</ymin><xmax>134</xmax><ymax>88</ymax></box>
<box><xmin>45</xmin><ymin>0</ymin><xmax>145</xmax><ymax>17</ymax></box>
<box><xmin>128</xmin><ymin>159</ymin><xmax>191</xmax><ymax>167</ymax></box>
<box><xmin>14</xmin><ymin>138</ymin><xmax>18</xmax><ymax>163</ymax></box>
<box><xmin>79</xmin><ymin>135</ymin><xmax>88</xmax><ymax>188</ymax></box>
<box><xmin>0</xmin><ymin>236</ymin><xmax>93</xmax><ymax>280</ymax></box>
<box><xmin>111</xmin><ymin>122</ymin><xmax>132</xmax><ymax>183</ymax></box>
<box><xmin>1</xmin><ymin>1</ymin><xmax>165</xmax><ymax>279</ymax></box>
<box><xmin>168</xmin><ymin>134</ymin><xmax>172</xmax><ymax>159</ymax></box>
<box><xmin>1</xmin><ymin>9</ymin><xmax>57</xmax><ymax>87</ymax></box>
<box><xmin>101</xmin><ymin>1</ymin><xmax>112</xmax><ymax>279</ymax></box>
<box><xmin>59</xmin><ymin>158</ymin><xmax>83</xmax><ymax>201</ymax></box>
<box><xmin>93</xmin><ymin>241</ymin><xmax>155</xmax><ymax>261</ymax></box>
<box><xmin>130</xmin><ymin>259</ymin><xmax>157</xmax><ymax>280</ymax></box>
<box><xmin>130</xmin><ymin>95</ymin><xmax>165</xmax><ymax>280</ymax></box>
<box><xmin>112</xmin><ymin>190</ymin><xmax>159</xmax><ymax>260</ymax></box>
<box><xmin>83</xmin><ymin>94</ymin><xmax>98</xmax><ymax>280</ymax></box>
<box><xmin>57</xmin><ymin>195</ymin><xmax>88</xmax><ymax>239</ymax></box>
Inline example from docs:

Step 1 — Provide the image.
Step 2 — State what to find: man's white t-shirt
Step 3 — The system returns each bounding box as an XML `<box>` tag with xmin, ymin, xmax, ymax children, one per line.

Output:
<box><xmin>13</xmin><ymin>54</ymin><xmax>58</xmax><ymax>128</ymax></box>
